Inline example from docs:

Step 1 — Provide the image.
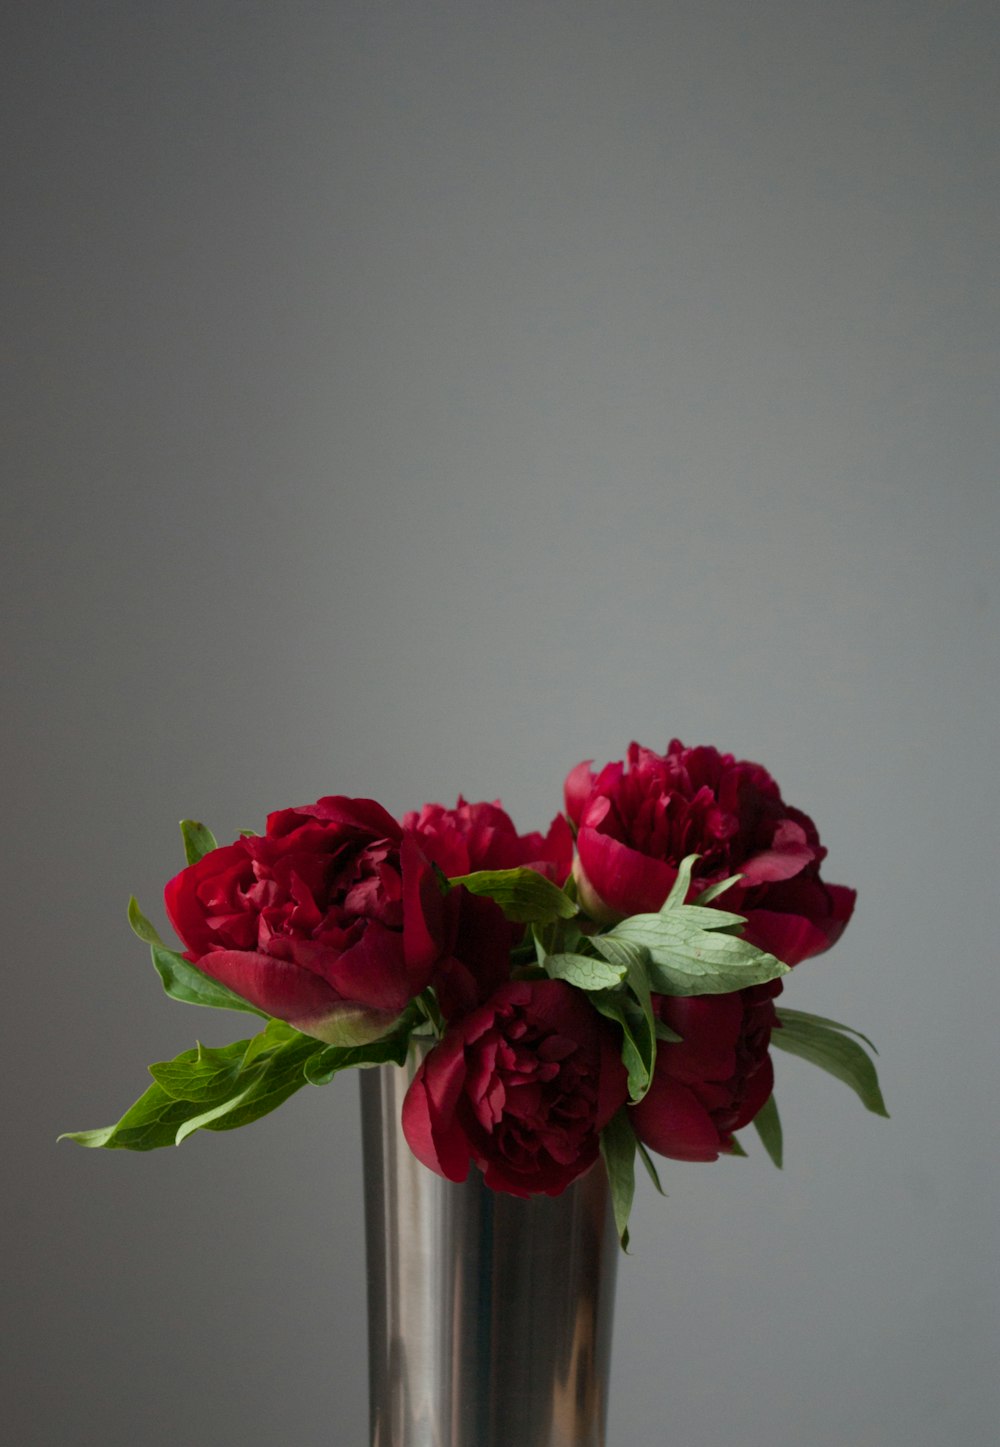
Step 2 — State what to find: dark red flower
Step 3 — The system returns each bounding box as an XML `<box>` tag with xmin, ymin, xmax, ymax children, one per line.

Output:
<box><xmin>566</xmin><ymin>740</ymin><xmax>855</xmax><ymax>965</ymax></box>
<box><xmin>403</xmin><ymin>797</ymin><xmax>573</xmax><ymax>883</ymax></box>
<box><xmin>401</xmin><ymin>979</ymin><xmax>628</xmax><ymax>1197</ymax></box>
<box><xmin>164</xmin><ymin>797</ymin><xmax>454</xmax><ymax>1045</ymax></box>
<box><xmin>403</xmin><ymin>797</ymin><xmax>574</xmax><ymax>1019</ymax></box>
<box><xmin>630</xmin><ymin>982</ymin><xmax>781</xmax><ymax>1161</ymax></box>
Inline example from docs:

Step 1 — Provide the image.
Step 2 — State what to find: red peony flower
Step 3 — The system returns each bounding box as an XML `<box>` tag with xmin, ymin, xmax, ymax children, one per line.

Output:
<box><xmin>403</xmin><ymin>797</ymin><xmax>573</xmax><ymax>1019</ymax></box>
<box><xmin>402</xmin><ymin>797</ymin><xmax>573</xmax><ymax>883</ymax></box>
<box><xmin>164</xmin><ymin>796</ymin><xmax>464</xmax><ymax>1045</ymax></box>
<box><xmin>401</xmin><ymin>979</ymin><xmax>629</xmax><ymax>1197</ymax></box>
<box><xmin>565</xmin><ymin>740</ymin><xmax>855</xmax><ymax>965</ymax></box>
<box><xmin>630</xmin><ymin>982</ymin><xmax>781</xmax><ymax>1161</ymax></box>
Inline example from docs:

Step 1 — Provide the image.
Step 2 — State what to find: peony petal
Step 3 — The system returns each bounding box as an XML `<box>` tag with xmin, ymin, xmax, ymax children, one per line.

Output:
<box><xmin>576</xmin><ymin>827</ymin><xmax>679</xmax><ymax>918</ymax></box>
<box><xmin>743</xmin><ymin>880</ymin><xmax>856</xmax><ymax>965</ymax></box>
<box><xmin>730</xmin><ymin>1051</ymin><xmax>774</xmax><ymax>1133</ymax></box>
<box><xmin>401</xmin><ymin>832</ymin><xmax>449</xmax><ymax>980</ymax></box>
<box><xmin>563</xmin><ymin>759</ymin><xmax>597</xmax><ymax>825</ymax></box>
<box><xmin>163</xmin><ymin>842</ymin><xmax>253</xmax><ymax>955</ymax></box>
<box><xmin>187</xmin><ymin>947</ymin><xmax>396</xmax><ymax>1043</ymax></box>
<box><xmin>268</xmin><ymin>795</ymin><xmax>402</xmax><ymax>843</ymax></box>
<box><xmin>321</xmin><ymin>923</ymin><xmax>414</xmax><ymax>1013</ymax></box>
<box><xmin>739</xmin><ymin>819</ymin><xmax>818</xmax><ymax>885</ymax></box>
<box><xmin>401</xmin><ymin>1035</ymin><xmax>471</xmax><ymax>1183</ymax></box>
<box><xmin>630</xmin><ymin>1074</ymin><xmax>723</xmax><ymax>1162</ymax></box>
<box><xmin>657</xmin><ymin>995</ymin><xmax>742</xmax><ymax>1084</ymax></box>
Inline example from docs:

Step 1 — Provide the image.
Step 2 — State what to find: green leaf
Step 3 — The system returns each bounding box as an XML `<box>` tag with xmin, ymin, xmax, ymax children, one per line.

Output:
<box><xmin>727</xmin><ymin>1136</ymin><xmax>749</xmax><ymax>1157</ymax></box>
<box><xmin>150</xmin><ymin>944</ymin><xmax>268</xmax><ymax>1018</ymax></box>
<box><xmin>661</xmin><ymin>854</ymin><xmax>699</xmax><ymax>912</ymax></box>
<box><xmin>241</xmin><ymin>1017</ymin><xmax>300</xmax><ymax>1066</ymax></box>
<box><xmin>752</xmin><ymin>1092</ymin><xmax>783</xmax><ymax>1168</ymax></box>
<box><xmin>61</xmin><ymin>1028</ymin><xmax>326</xmax><ymax>1150</ymax></box>
<box><xmin>447</xmin><ymin>867</ymin><xmax>578</xmax><ymax>923</ymax></box>
<box><xmin>304</xmin><ymin>1009</ymin><xmax>419</xmax><ymax>1085</ymax></box>
<box><xmin>772</xmin><ymin>1013</ymin><xmax>888</xmax><ymax>1117</ymax></box>
<box><xmin>180</xmin><ymin>1034</ymin><xmax>322</xmax><ymax>1138</ymax></box>
<box><xmin>692</xmin><ymin>873</ymin><xmax>744</xmax><ymax>905</ymax></box>
<box><xmin>149</xmin><ymin>1039</ymin><xmax>255</xmax><ymax>1103</ymax></box>
<box><xmin>775</xmin><ymin>1007</ymin><xmax>879</xmax><ymax>1056</ymax></box>
<box><xmin>180</xmin><ymin>819</ymin><xmax>219</xmax><ymax>866</ymax></box>
<box><xmin>542</xmin><ymin>951</ymin><xmax>627</xmax><ymax>991</ymax></box>
<box><xmin>657</xmin><ymin>903</ymin><xmax>749</xmax><ymax>931</ymax></box>
<box><xmin>608</xmin><ymin>912</ymin><xmax>789</xmax><ymax>995</ymax></box>
<box><xmin>592</xmin><ymin>938</ymin><xmax>658</xmax><ymax>1103</ymax></box>
<box><xmin>653</xmin><ymin>1017</ymin><xmax>683</xmax><ymax>1044</ymax></box>
<box><xmin>636</xmin><ymin>1138</ymin><xmax>666</xmax><ymax>1195</ymax></box>
<box><xmin>590</xmin><ymin>990</ymin><xmax>655</xmax><ymax>1103</ymax></box>
<box><xmin>600</xmin><ymin>1109</ymin><xmax>637</xmax><ymax>1250</ymax></box>
<box><xmin>127</xmin><ymin>896</ymin><xmax>164</xmax><ymax>947</ymax></box>
<box><xmin>60</xmin><ymin>1078</ymin><xmax>210</xmax><ymax>1151</ymax></box>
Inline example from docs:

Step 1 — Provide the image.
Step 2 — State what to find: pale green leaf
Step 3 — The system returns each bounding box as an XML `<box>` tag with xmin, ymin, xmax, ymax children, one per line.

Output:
<box><xmin>127</xmin><ymin>896</ymin><xmax>164</xmax><ymax>947</ymax></box>
<box><xmin>447</xmin><ymin>867</ymin><xmax>578</xmax><ymax>923</ymax></box>
<box><xmin>151</xmin><ymin>944</ymin><xmax>268</xmax><ymax>1018</ymax></box>
<box><xmin>752</xmin><ymin>1093</ymin><xmax>783</xmax><ymax>1168</ymax></box>
<box><xmin>661</xmin><ymin>854</ymin><xmax>699</xmax><ymax>912</ymax></box>
<box><xmin>609</xmin><ymin>914</ymin><xmax>788</xmax><ymax>995</ymax></box>
<box><xmin>543</xmin><ymin>951</ymin><xmax>627</xmax><ymax>991</ymax></box>
<box><xmin>600</xmin><ymin>1109</ymin><xmax>637</xmax><ymax>1250</ymax></box>
<box><xmin>180</xmin><ymin>819</ymin><xmax>219</xmax><ymax>866</ymax></box>
<box><xmin>693</xmin><ymin>873</ymin><xmax>744</xmax><ymax>905</ymax></box>
<box><xmin>636</xmin><ymin>1138</ymin><xmax>666</xmax><ymax>1195</ymax></box>
<box><xmin>590</xmin><ymin>990</ymin><xmax>655</xmax><ymax>1102</ymax></box>
<box><xmin>772</xmin><ymin>1015</ymin><xmax>888</xmax><ymax>1117</ymax></box>
<box><xmin>775</xmin><ymin>1007</ymin><xmax>879</xmax><ymax>1056</ymax></box>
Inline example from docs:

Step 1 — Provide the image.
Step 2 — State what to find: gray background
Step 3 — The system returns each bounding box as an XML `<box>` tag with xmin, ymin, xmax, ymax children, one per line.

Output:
<box><xmin>4</xmin><ymin>3</ymin><xmax>997</xmax><ymax>1444</ymax></box>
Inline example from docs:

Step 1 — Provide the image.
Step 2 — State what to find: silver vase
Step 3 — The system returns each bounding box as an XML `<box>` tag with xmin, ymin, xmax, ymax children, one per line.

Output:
<box><xmin>360</xmin><ymin>1044</ymin><xmax>619</xmax><ymax>1447</ymax></box>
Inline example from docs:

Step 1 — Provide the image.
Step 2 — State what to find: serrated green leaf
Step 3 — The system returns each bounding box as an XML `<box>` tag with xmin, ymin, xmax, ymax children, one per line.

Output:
<box><xmin>752</xmin><ymin>1093</ymin><xmax>783</xmax><ymax>1168</ymax></box>
<box><xmin>693</xmin><ymin>873</ymin><xmax>744</xmax><ymax>905</ymax></box>
<box><xmin>149</xmin><ymin>1039</ymin><xmax>254</xmax><ymax>1103</ymax></box>
<box><xmin>661</xmin><ymin>854</ymin><xmax>699</xmax><ymax>912</ymax></box>
<box><xmin>608</xmin><ymin>913</ymin><xmax>788</xmax><ymax>995</ymax></box>
<box><xmin>173</xmin><ymin>1082</ymin><xmax>263</xmax><ymax>1143</ymax></box>
<box><xmin>180</xmin><ymin>819</ymin><xmax>219</xmax><ymax>866</ymax></box>
<box><xmin>775</xmin><ymin>1007</ymin><xmax>879</xmax><ymax>1056</ymax></box>
<box><xmin>447</xmin><ymin>867</ymin><xmax>578</xmax><ymax>923</ymax></box>
<box><xmin>542</xmin><ymin>951</ymin><xmax>627</xmax><ymax>991</ymax></box>
<box><xmin>60</xmin><ymin>1079</ymin><xmax>206</xmax><ymax>1151</ymax></box>
<box><xmin>771</xmin><ymin>1015</ymin><xmax>888</xmax><ymax>1117</ymax></box>
<box><xmin>242</xmin><ymin>1016</ymin><xmax>301</xmax><ymax>1066</ymax></box>
<box><xmin>189</xmin><ymin>1035</ymin><xmax>321</xmax><ymax>1137</ymax></box>
<box><xmin>127</xmin><ymin>896</ymin><xmax>164</xmax><ymax>947</ymax></box>
<box><xmin>600</xmin><ymin>1109</ymin><xmax>637</xmax><ymax>1250</ymax></box>
<box><xmin>60</xmin><ymin>1028</ymin><xmax>326</xmax><ymax>1150</ymax></box>
<box><xmin>151</xmin><ymin>944</ymin><xmax>268</xmax><ymax>1018</ymax></box>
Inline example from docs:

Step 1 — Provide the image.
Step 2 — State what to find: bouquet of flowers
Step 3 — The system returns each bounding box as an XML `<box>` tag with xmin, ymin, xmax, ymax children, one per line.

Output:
<box><xmin>63</xmin><ymin>739</ymin><xmax>886</xmax><ymax>1245</ymax></box>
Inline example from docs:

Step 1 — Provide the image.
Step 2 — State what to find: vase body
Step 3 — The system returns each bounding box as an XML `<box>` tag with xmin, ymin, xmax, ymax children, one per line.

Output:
<box><xmin>360</xmin><ymin>1046</ymin><xmax>619</xmax><ymax>1447</ymax></box>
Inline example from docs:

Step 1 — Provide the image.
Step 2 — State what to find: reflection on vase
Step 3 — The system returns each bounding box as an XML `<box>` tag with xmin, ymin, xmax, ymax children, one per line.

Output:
<box><xmin>361</xmin><ymin>1045</ymin><xmax>619</xmax><ymax>1447</ymax></box>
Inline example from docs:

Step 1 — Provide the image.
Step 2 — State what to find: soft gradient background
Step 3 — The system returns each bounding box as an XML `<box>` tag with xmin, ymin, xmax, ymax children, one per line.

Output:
<box><xmin>4</xmin><ymin>3</ymin><xmax>997</xmax><ymax>1444</ymax></box>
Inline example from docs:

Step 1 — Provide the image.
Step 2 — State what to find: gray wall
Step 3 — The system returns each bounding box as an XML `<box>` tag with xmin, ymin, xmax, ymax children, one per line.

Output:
<box><xmin>4</xmin><ymin>3</ymin><xmax>997</xmax><ymax>1444</ymax></box>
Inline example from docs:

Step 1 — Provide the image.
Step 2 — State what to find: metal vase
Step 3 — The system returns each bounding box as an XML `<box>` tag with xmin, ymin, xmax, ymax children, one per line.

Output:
<box><xmin>360</xmin><ymin>1045</ymin><xmax>619</xmax><ymax>1447</ymax></box>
